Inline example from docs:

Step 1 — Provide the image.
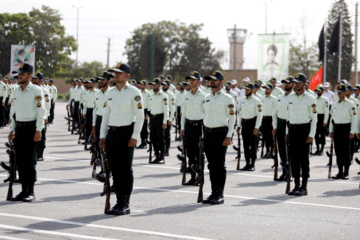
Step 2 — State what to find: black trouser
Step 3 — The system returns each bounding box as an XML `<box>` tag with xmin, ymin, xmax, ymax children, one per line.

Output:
<box><xmin>15</xmin><ymin>121</ymin><xmax>38</xmax><ymax>184</ymax></box>
<box><xmin>185</xmin><ymin>119</ymin><xmax>203</xmax><ymax>175</ymax></box>
<box><xmin>176</xmin><ymin>107</ymin><xmax>181</xmax><ymax>132</ymax></box>
<box><xmin>288</xmin><ymin>123</ymin><xmax>310</xmax><ymax>184</ymax></box>
<box><xmin>150</xmin><ymin>114</ymin><xmax>165</xmax><ymax>155</ymax></box>
<box><xmin>261</xmin><ymin>116</ymin><xmax>273</xmax><ymax>152</ymax></box>
<box><xmin>4</xmin><ymin>97</ymin><xmax>9</xmax><ymax>123</ymax></box>
<box><xmin>49</xmin><ymin>100</ymin><xmax>55</xmax><ymax>123</ymax></box>
<box><xmin>315</xmin><ymin>114</ymin><xmax>325</xmax><ymax>147</ymax></box>
<box><xmin>95</xmin><ymin>115</ymin><xmax>102</xmax><ymax>150</ymax></box>
<box><xmin>85</xmin><ymin>108</ymin><xmax>93</xmax><ymax>141</ymax></box>
<box><xmin>140</xmin><ymin>109</ymin><xmax>148</xmax><ymax>141</ymax></box>
<box><xmin>0</xmin><ymin>97</ymin><xmax>4</xmax><ymax>126</ymax></box>
<box><xmin>106</xmin><ymin>125</ymin><xmax>134</xmax><ymax>201</ymax></box>
<box><xmin>241</xmin><ymin>118</ymin><xmax>257</xmax><ymax>164</ymax></box>
<box><xmin>276</xmin><ymin>118</ymin><xmax>287</xmax><ymax>174</ymax></box>
<box><xmin>326</xmin><ymin>105</ymin><xmax>332</xmax><ymax>135</ymax></box>
<box><xmin>334</xmin><ymin>123</ymin><xmax>351</xmax><ymax>173</ymax></box>
<box><xmin>73</xmin><ymin>101</ymin><xmax>80</xmax><ymax>129</ymax></box>
<box><xmin>203</xmin><ymin>126</ymin><xmax>228</xmax><ymax>193</ymax></box>
<box><xmin>164</xmin><ymin>115</ymin><xmax>172</xmax><ymax>152</ymax></box>
<box><xmin>39</xmin><ymin>124</ymin><xmax>47</xmax><ymax>151</ymax></box>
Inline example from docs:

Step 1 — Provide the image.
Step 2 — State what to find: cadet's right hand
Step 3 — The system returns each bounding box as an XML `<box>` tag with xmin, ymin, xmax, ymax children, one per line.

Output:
<box><xmin>1</xmin><ymin>103</ymin><xmax>4</xmax><ymax>107</ymax></box>
<box><xmin>99</xmin><ymin>138</ymin><xmax>106</xmax><ymax>148</ymax></box>
<box><xmin>329</xmin><ymin>133</ymin><xmax>334</xmax><ymax>139</ymax></box>
<box><xmin>180</xmin><ymin>130</ymin><xmax>185</xmax><ymax>138</ymax></box>
<box><xmin>236</xmin><ymin>127</ymin><xmax>240</xmax><ymax>134</ymax></box>
<box><xmin>272</xmin><ymin>129</ymin><xmax>277</xmax><ymax>136</ymax></box>
<box><xmin>8</xmin><ymin>131</ymin><xmax>15</xmax><ymax>142</ymax></box>
<box><xmin>162</xmin><ymin>124</ymin><xmax>167</xmax><ymax>129</ymax></box>
<box><xmin>356</xmin><ymin>133</ymin><xmax>360</xmax><ymax>139</ymax></box>
<box><xmin>285</xmin><ymin>134</ymin><xmax>289</xmax><ymax>141</ymax></box>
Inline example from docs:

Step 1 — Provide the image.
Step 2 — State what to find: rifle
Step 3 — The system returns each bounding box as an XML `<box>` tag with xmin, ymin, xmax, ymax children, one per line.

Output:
<box><xmin>285</xmin><ymin>140</ymin><xmax>292</xmax><ymax>194</ymax></box>
<box><xmin>6</xmin><ymin>141</ymin><xmax>16</xmax><ymax>201</ymax></box>
<box><xmin>355</xmin><ymin>157</ymin><xmax>360</xmax><ymax>188</ymax></box>
<box><xmin>174</xmin><ymin>113</ymin><xmax>178</xmax><ymax>140</ymax></box>
<box><xmin>89</xmin><ymin>134</ymin><xmax>98</xmax><ymax>177</ymax></box>
<box><xmin>100</xmin><ymin>148</ymin><xmax>111</xmax><ymax>214</ymax></box>
<box><xmin>260</xmin><ymin>131</ymin><xmax>265</xmax><ymax>158</ymax></box>
<box><xmin>181</xmin><ymin>138</ymin><xmax>187</xmax><ymax>184</ymax></box>
<box><xmin>146</xmin><ymin>138</ymin><xmax>152</xmax><ymax>163</ymax></box>
<box><xmin>326</xmin><ymin>139</ymin><xmax>334</xmax><ymax>179</ymax></box>
<box><xmin>197</xmin><ymin>137</ymin><xmax>205</xmax><ymax>203</ymax></box>
<box><xmin>233</xmin><ymin>131</ymin><xmax>241</xmax><ymax>170</ymax></box>
<box><xmin>66</xmin><ymin>105</ymin><xmax>71</xmax><ymax>131</ymax></box>
<box><xmin>271</xmin><ymin>136</ymin><xmax>278</xmax><ymax>180</ymax></box>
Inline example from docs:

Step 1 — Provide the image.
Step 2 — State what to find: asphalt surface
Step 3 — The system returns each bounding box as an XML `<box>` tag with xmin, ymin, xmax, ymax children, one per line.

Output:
<box><xmin>0</xmin><ymin>101</ymin><xmax>359</xmax><ymax>240</ymax></box>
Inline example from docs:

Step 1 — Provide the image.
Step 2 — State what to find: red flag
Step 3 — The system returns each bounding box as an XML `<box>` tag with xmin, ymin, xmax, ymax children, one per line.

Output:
<box><xmin>309</xmin><ymin>66</ymin><xmax>323</xmax><ymax>90</ymax></box>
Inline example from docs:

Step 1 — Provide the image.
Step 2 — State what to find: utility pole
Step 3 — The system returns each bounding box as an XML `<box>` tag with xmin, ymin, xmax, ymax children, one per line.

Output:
<box><xmin>233</xmin><ymin>25</ymin><xmax>237</xmax><ymax>79</ymax></box>
<box><xmin>355</xmin><ymin>3</ymin><xmax>358</xmax><ymax>84</ymax></box>
<box><xmin>72</xmin><ymin>5</ymin><xmax>83</xmax><ymax>66</ymax></box>
<box><xmin>106</xmin><ymin>38</ymin><xmax>110</xmax><ymax>69</ymax></box>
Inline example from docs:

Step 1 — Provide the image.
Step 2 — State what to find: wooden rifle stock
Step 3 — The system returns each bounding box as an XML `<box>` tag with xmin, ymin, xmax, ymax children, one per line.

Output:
<box><xmin>197</xmin><ymin>137</ymin><xmax>204</xmax><ymax>203</ymax></box>
<box><xmin>285</xmin><ymin>141</ymin><xmax>291</xmax><ymax>194</ymax></box>
<box><xmin>235</xmin><ymin>132</ymin><xmax>241</xmax><ymax>170</ymax></box>
<box><xmin>327</xmin><ymin>139</ymin><xmax>334</xmax><ymax>179</ymax></box>
<box><xmin>100</xmin><ymin>148</ymin><xmax>111</xmax><ymax>213</ymax></box>
<box><xmin>272</xmin><ymin>136</ymin><xmax>278</xmax><ymax>180</ymax></box>
<box><xmin>6</xmin><ymin>141</ymin><xmax>16</xmax><ymax>201</ymax></box>
<box><xmin>181</xmin><ymin>138</ymin><xmax>187</xmax><ymax>185</ymax></box>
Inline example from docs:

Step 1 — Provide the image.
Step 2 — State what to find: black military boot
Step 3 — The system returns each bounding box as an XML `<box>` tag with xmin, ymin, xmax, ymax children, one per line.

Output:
<box><xmin>240</xmin><ymin>159</ymin><xmax>250</xmax><ymax>171</ymax></box>
<box><xmin>202</xmin><ymin>185</ymin><xmax>216</xmax><ymax>204</ymax></box>
<box><xmin>164</xmin><ymin>148</ymin><xmax>169</xmax><ymax>156</ymax></box>
<box><xmin>10</xmin><ymin>183</ymin><xmax>27</xmax><ymax>201</ymax></box>
<box><xmin>38</xmin><ymin>148</ymin><xmax>44</xmax><ymax>161</ymax></box>
<box><xmin>210</xmin><ymin>187</ymin><xmax>224</xmax><ymax>205</ymax></box>
<box><xmin>332</xmin><ymin>165</ymin><xmax>343</xmax><ymax>179</ymax></box>
<box><xmin>288</xmin><ymin>178</ymin><xmax>300</xmax><ymax>195</ymax></box>
<box><xmin>22</xmin><ymin>184</ymin><xmax>36</xmax><ymax>202</ymax></box>
<box><xmin>295</xmin><ymin>178</ymin><xmax>308</xmax><ymax>196</ymax></box>
<box><xmin>114</xmin><ymin>195</ymin><xmax>131</xmax><ymax>215</ymax></box>
<box><xmin>150</xmin><ymin>152</ymin><xmax>160</xmax><ymax>164</ymax></box>
<box><xmin>317</xmin><ymin>145</ymin><xmax>324</xmax><ymax>155</ymax></box>
<box><xmin>183</xmin><ymin>172</ymin><xmax>196</xmax><ymax>186</ymax></box>
<box><xmin>248</xmin><ymin>159</ymin><xmax>256</xmax><ymax>171</ymax></box>
<box><xmin>106</xmin><ymin>195</ymin><xmax>123</xmax><ymax>215</ymax></box>
<box><xmin>342</xmin><ymin>165</ymin><xmax>350</xmax><ymax>180</ymax></box>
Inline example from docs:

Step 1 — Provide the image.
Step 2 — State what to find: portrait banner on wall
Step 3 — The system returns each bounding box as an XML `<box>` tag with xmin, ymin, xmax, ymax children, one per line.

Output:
<box><xmin>10</xmin><ymin>45</ymin><xmax>35</xmax><ymax>76</ymax></box>
<box><xmin>258</xmin><ymin>33</ymin><xmax>290</xmax><ymax>82</ymax></box>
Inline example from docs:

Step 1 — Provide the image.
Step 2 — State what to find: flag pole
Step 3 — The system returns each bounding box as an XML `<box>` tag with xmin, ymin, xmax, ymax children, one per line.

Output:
<box><xmin>338</xmin><ymin>12</ymin><xmax>343</xmax><ymax>82</ymax></box>
<box><xmin>324</xmin><ymin>19</ymin><xmax>327</xmax><ymax>84</ymax></box>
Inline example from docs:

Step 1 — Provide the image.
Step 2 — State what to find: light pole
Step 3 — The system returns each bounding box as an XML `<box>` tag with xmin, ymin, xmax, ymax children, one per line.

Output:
<box><xmin>72</xmin><ymin>5</ymin><xmax>83</xmax><ymax>65</ymax></box>
<box><xmin>264</xmin><ymin>0</ymin><xmax>273</xmax><ymax>34</ymax></box>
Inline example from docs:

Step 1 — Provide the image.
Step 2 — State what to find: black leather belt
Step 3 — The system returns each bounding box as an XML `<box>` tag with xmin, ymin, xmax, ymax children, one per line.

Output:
<box><xmin>263</xmin><ymin>116</ymin><xmax>272</xmax><ymax>119</ymax></box>
<box><xmin>185</xmin><ymin>119</ymin><xmax>203</xmax><ymax>126</ymax></box>
<box><xmin>150</xmin><ymin>113</ymin><xmax>164</xmax><ymax>118</ymax></box>
<box><xmin>109</xmin><ymin>123</ymin><xmax>134</xmax><ymax>131</ymax></box>
<box><xmin>289</xmin><ymin>123</ymin><xmax>310</xmax><ymax>128</ymax></box>
<box><xmin>334</xmin><ymin>123</ymin><xmax>351</xmax><ymax>126</ymax></box>
<box><xmin>277</xmin><ymin>118</ymin><xmax>286</xmax><ymax>122</ymax></box>
<box><xmin>16</xmin><ymin>121</ymin><xmax>36</xmax><ymax>127</ymax></box>
<box><xmin>242</xmin><ymin>117</ymin><xmax>256</xmax><ymax>123</ymax></box>
<box><xmin>96</xmin><ymin>115</ymin><xmax>102</xmax><ymax>120</ymax></box>
<box><xmin>204</xmin><ymin>126</ymin><xmax>228</xmax><ymax>133</ymax></box>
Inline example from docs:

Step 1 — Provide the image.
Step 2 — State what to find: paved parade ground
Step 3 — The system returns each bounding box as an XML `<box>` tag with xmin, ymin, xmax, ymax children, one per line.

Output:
<box><xmin>0</xmin><ymin>101</ymin><xmax>359</xmax><ymax>240</ymax></box>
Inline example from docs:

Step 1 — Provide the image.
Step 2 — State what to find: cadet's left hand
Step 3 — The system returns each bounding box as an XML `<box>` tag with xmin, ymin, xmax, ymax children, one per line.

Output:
<box><xmin>45</xmin><ymin>119</ymin><xmax>48</xmax><ymax>124</ymax></box>
<box><xmin>128</xmin><ymin>138</ymin><xmax>137</xmax><ymax>147</ymax></box>
<box><xmin>162</xmin><ymin>124</ymin><xmax>167</xmax><ymax>129</ymax></box>
<box><xmin>168</xmin><ymin>121</ymin><xmax>172</xmax><ymax>126</ymax></box>
<box><xmin>356</xmin><ymin>133</ymin><xmax>360</xmax><ymax>139</ymax></box>
<box><xmin>323</xmin><ymin>123</ymin><xmax>327</xmax><ymax>127</ymax></box>
<box><xmin>253</xmin><ymin>128</ymin><xmax>259</xmax><ymax>135</ymax></box>
<box><xmin>349</xmin><ymin>133</ymin><xmax>354</xmax><ymax>139</ymax></box>
<box><xmin>306</xmin><ymin>137</ymin><xmax>313</xmax><ymax>143</ymax></box>
<box><xmin>222</xmin><ymin>137</ymin><xmax>231</xmax><ymax>146</ymax></box>
<box><xmin>52</xmin><ymin>102</ymin><xmax>55</xmax><ymax>105</ymax></box>
<box><xmin>34</xmin><ymin>131</ymin><xmax>41</xmax><ymax>142</ymax></box>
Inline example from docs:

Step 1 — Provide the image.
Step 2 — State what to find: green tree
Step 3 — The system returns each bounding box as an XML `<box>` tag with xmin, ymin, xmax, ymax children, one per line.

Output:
<box><xmin>325</xmin><ymin>0</ymin><xmax>353</xmax><ymax>86</ymax></box>
<box><xmin>29</xmin><ymin>5</ymin><xmax>77</xmax><ymax>76</ymax></box>
<box><xmin>0</xmin><ymin>13</ymin><xmax>33</xmax><ymax>75</ymax></box>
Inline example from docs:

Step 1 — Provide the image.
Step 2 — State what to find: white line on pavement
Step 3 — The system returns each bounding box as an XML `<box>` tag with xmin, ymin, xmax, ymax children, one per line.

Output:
<box><xmin>0</xmin><ymin>223</ymin><xmax>120</xmax><ymax>240</ymax></box>
<box><xmin>0</xmin><ymin>214</ymin><xmax>213</xmax><ymax>240</ymax></box>
<box><xmin>0</xmin><ymin>236</ymin><xmax>28</xmax><ymax>240</ymax></box>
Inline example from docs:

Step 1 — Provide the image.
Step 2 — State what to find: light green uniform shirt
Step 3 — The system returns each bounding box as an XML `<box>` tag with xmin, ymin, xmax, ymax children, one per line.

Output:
<box><xmin>92</xmin><ymin>87</ymin><xmax>112</xmax><ymax>126</ymax></box>
<box><xmin>83</xmin><ymin>88</ymin><xmax>99</xmax><ymax>113</ymax></box>
<box><xmin>165</xmin><ymin>90</ymin><xmax>175</xmax><ymax>122</ymax></box>
<box><xmin>141</xmin><ymin>89</ymin><xmax>151</xmax><ymax>109</ymax></box>
<box><xmin>315</xmin><ymin>95</ymin><xmax>330</xmax><ymax>123</ymax></box>
<box><xmin>148</xmin><ymin>90</ymin><xmax>169</xmax><ymax>124</ymax></box>
<box><xmin>261</xmin><ymin>94</ymin><xmax>277</xmax><ymax>117</ymax></box>
<box><xmin>330</xmin><ymin>98</ymin><xmax>357</xmax><ymax>133</ymax></box>
<box><xmin>272</xmin><ymin>86</ymin><xmax>284</xmax><ymax>97</ymax></box>
<box><xmin>238</xmin><ymin>95</ymin><xmax>263</xmax><ymax>129</ymax></box>
<box><xmin>10</xmin><ymin>82</ymin><xmax>46</xmax><ymax>131</ymax></box>
<box><xmin>181</xmin><ymin>88</ymin><xmax>207</xmax><ymax>130</ymax></box>
<box><xmin>41</xmin><ymin>85</ymin><xmax>51</xmax><ymax>117</ymax></box>
<box><xmin>0</xmin><ymin>81</ymin><xmax>8</xmax><ymax>102</ymax></box>
<box><xmin>273</xmin><ymin>92</ymin><xmax>293</xmax><ymax>129</ymax></box>
<box><xmin>100</xmin><ymin>83</ymin><xmax>144</xmax><ymax>139</ymax></box>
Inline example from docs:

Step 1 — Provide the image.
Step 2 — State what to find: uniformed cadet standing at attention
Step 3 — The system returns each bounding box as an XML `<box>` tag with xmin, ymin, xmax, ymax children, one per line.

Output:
<box><xmin>329</xmin><ymin>84</ymin><xmax>357</xmax><ymax>180</ymax></box>
<box><xmin>83</xmin><ymin>79</ymin><xmax>99</xmax><ymax>144</ymax></box>
<box><xmin>147</xmin><ymin>78</ymin><xmax>169</xmax><ymax>164</ymax></box>
<box><xmin>313</xmin><ymin>85</ymin><xmax>329</xmax><ymax>155</ymax></box>
<box><xmin>237</xmin><ymin>82</ymin><xmax>263</xmax><ymax>171</ymax></box>
<box><xmin>0</xmin><ymin>74</ymin><xmax>8</xmax><ymax>127</ymax></box>
<box><xmin>285</xmin><ymin>73</ymin><xmax>317</xmax><ymax>196</ymax></box>
<box><xmin>136</xmin><ymin>80</ymin><xmax>150</xmax><ymax>149</ymax></box>
<box><xmin>99</xmin><ymin>63</ymin><xmax>144</xmax><ymax>215</ymax></box>
<box><xmin>180</xmin><ymin>71</ymin><xmax>207</xmax><ymax>185</ymax></box>
<box><xmin>269</xmin><ymin>78</ymin><xmax>284</xmax><ymax>97</ymax></box>
<box><xmin>32</xmin><ymin>72</ymin><xmax>51</xmax><ymax>162</ymax></box>
<box><xmin>261</xmin><ymin>82</ymin><xmax>277</xmax><ymax>158</ymax></box>
<box><xmin>161</xmin><ymin>79</ymin><xmax>175</xmax><ymax>156</ymax></box>
<box><xmin>202</xmin><ymin>70</ymin><xmax>235</xmax><ymax>204</ymax></box>
<box><xmin>48</xmin><ymin>79</ymin><xmax>57</xmax><ymax>124</ymax></box>
<box><xmin>272</xmin><ymin>76</ymin><xmax>294</xmax><ymax>181</ymax></box>
<box><xmin>175</xmin><ymin>83</ymin><xmax>187</xmax><ymax>141</ymax></box>
<box><xmin>8</xmin><ymin>63</ymin><xmax>46</xmax><ymax>202</ymax></box>
<box><xmin>345</xmin><ymin>84</ymin><xmax>359</xmax><ymax>161</ymax></box>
